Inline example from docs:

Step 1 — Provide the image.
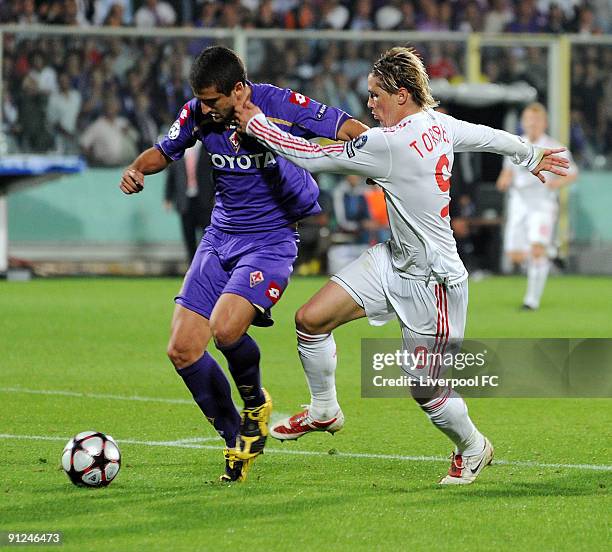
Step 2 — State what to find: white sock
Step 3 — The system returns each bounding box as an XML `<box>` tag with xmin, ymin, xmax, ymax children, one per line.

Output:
<box><xmin>524</xmin><ymin>256</ymin><xmax>549</xmax><ymax>308</ymax></box>
<box><xmin>296</xmin><ymin>330</ymin><xmax>340</xmax><ymax>420</ymax></box>
<box><xmin>421</xmin><ymin>388</ymin><xmax>485</xmax><ymax>456</ymax></box>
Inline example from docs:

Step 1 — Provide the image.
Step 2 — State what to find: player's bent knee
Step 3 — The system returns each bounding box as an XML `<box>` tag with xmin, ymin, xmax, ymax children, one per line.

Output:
<box><xmin>210</xmin><ymin>323</ymin><xmax>243</xmax><ymax>349</ymax></box>
<box><xmin>295</xmin><ymin>304</ymin><xmax>328</xmax><ymax>335</ymax></box>
<box><xmin>167</xmin><ymin>341</ymin><xmax>202</xmax><ymax>370</ymax></box>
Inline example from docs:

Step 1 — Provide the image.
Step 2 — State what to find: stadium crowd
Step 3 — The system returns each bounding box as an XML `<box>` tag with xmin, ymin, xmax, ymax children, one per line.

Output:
<box><xmin>1</xmin><ymin>0</ymin><xmax>609</xmax><ymax>34</ymax></box>
<box><xmin>1</xmin><ymin>1</ymin><xmax>610</xmax><ymax>167</ymax></box>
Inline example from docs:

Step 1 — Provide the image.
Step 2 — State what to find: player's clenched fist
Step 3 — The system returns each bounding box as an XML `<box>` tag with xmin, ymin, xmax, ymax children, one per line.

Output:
<box><xmin>120</xmin><ymin>168</ymin><xmax>145</xmax><ymax>194</ymax></box>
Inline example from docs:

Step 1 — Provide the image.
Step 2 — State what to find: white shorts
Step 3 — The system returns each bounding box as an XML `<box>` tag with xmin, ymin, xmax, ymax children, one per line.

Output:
<box><xmin>331</xmin><ymin>242</ymin><xmax>468</xmax><ymax>379</ymax></box>
<box><xmin>504</xmin><ymin>195</ymin><xmax>557</xmax><ymax>253</ymax></box>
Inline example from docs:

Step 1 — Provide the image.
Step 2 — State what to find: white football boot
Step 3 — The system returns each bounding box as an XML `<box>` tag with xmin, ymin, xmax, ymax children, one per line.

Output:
<box><xmin>439</xmin><ymin>437</ymin><xmax>494</xmax><ymax>485</ymax></box>
<box><xmin>270</xmin><ymin>407</ymin><xmax>344</xmax><ymax>441</ymax></box>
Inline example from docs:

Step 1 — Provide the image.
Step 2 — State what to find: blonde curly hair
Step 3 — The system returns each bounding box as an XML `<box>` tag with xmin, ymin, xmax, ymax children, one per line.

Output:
<box><xmin>371</xmin><ymin>47</ymin><xmax>438</xmax><ymax>110</ymax></box>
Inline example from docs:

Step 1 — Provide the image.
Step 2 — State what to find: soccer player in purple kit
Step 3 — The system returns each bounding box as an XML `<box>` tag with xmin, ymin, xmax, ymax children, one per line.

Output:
<box><xmin>119</xmin><ymin>46</ymin><xmax>367</xmax><ymax>482</ymax></box>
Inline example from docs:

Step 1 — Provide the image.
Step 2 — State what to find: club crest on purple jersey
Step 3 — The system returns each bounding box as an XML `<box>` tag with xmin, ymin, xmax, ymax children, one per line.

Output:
<box><xmin>229</xmin><ymin>130</ymin><xmax>241</xmax><ymax>153</ymax></box>
<box><xmin>250</xmin><ymin>270</ymin><xmax>265</xmax><ymax>288</ymax></box>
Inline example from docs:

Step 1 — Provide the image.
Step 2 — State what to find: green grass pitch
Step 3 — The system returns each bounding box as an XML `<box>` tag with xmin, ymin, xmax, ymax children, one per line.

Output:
<box><xmin>0</xmin><ymin>276</ymin><xmax>610</xmax><ymax>551</ymax></box>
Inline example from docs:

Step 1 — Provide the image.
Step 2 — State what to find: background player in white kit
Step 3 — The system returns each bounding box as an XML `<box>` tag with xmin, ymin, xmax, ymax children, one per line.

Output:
<box><xmin>496</xmin><ymin>103</ymin><xmax>578</xmax><ymax>310</ymax></box>
<box><xmin>236</xmin><ymin>47</ymin><xmax>569</xmax><ymax>484</ymax></box>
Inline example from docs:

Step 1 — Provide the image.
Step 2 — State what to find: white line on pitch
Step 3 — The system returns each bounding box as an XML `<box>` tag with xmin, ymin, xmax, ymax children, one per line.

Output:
<box><xmin>1</xmin><ymin>433</ymin><xmax>610</xmax><ymax>472</ymax></box>
<box><xmin>0</xmin><ymin>387</ymin><xmax>192</xmax><ymax>405</ymax></box>
<box><xmin>0</xmin><ymin>386</ymin><xmax>291</xmax><ymax>425</ymax></box>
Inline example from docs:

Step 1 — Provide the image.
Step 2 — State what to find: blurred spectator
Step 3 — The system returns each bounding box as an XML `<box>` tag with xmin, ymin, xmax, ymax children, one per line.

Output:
<box><xmin>25</xmin><ymin>50</ymin><xmax>58</xmax><ymax>95</ymax></box>
<box><xmin>60</xmin><ymin>0</ymin><xmax>90</xmax><ymax>26</ymax></box>
<box><xmin>523</xmin><ymin>47</ymin><xmax>548</xmax><ymax>98</ymax></box>
<box><xmin>536</xmin><ymin>0</ymin><xmax>580</xmax><ymax>18</ymax></box>
<box><xmin>329</xmin><ymin>73</ymin><xmax>364</xmax><ymax>119</ymax></box>
<box><xmin>80</xmin><ymin>97</ymin><xmax>138</xmax><ymax>165</ymax></box>
<box><xmin>416</xmin><ymin>0</ymin><xmax>449</xmax><ymax>31</ymax></box>
<box><xmin>484</xmin><ymin>0</ymin><xmax>514</xmax><ymax>33</ymax></box>
<box><xmin>333</xmin><ymin>175</ymin><xmax>383</xmax><ymax>244</ymax></box>
<box><xmin>322</xmin><ymin>0</ymin><xmax>350</xmax><ymax>29</ymax></box>
<box><xmin>349</xmin><ymin>0</ymin><xmax>374</xmax><ymax>31</ymax></box>
<box><xmin>134</xmin><ymin>0</ymin><xmax>176</xmax><ymax>27</ymax></box>
<box><xmin>218</xmin><ymin>2</ymin><xmax>243</xmax><ymax>28</ymax></box>
<box><xmin>364</xmin><ymin>185</ymin><xmax>391</xmax><ymax>243</ymax></box>
<box><xmin>2</xmin><ymin>80</ymin><xmax>20</xmax><ymax>152</ymax></box>
<box><xmin>375</xmin><ymin>0</ymin><xmax>403</xmax><ymax>29</ymax></box>
<box><xmin>295</xmin><ymin>189</ymin><xmax>333</xmax><ymax>275</ymax></box>
<box><xmin>256</xmin><ymin>0</ymin><xmax>281</xmax><ymax>27</ymax></box>
<box><xmin>18</xmin><ymin>0</ymin><xmax>40</xmax><ymax>24</ymax></box>
<box><xmin>450</xmin><ymin>194</ymin><xmax>478</xmax><ymax>269</ymax></box>
<box><xmin>164</xmin><ymin>141</ymin><xmax>215</xmax><ymax>262</ymax></box>
<box><xmin>47</xmin><ymin>72</ymin><xmax>82</xmax><ymax>153</ymax></box>
<box><xmin>396</xmin><ymin>1</ymin><xmax>417</xmax><ymax>30</ymax></box>
<box><xmin>543</xmin><ymin>3</ymin><xmax>567</xmax><ymax>33</ymax></box>
<box><xmin>574</xmin><ymin>4</ymin><xmax>604</xmax><ymax>34</ymax></box>
<box><xmin>581</xmin><ymin>61</ymin><xmax>604</xmax><ymax>147</ymax></box>
<box><xmin>341</xmin><ymin>43</ymin><xmax>370</xmax><ymax>84</ymax></box>
<box><xmin>79</xmin><ymin>67</ymin><xmax>114</xmax><ymax>127</ymax></box>
<box><xmin>162</xmin><ymin>64</ymin><xmax>194</xmax><ymax>122</ymax></box>
<box><xmin>120</xmin><ymin>68</ymin><xmax>142</xmax><ymax>118</ymax></box>
<box><xmin>505</xmin><ymin>0</ymin><xmax>544</xmax><ymax>32</ymax></box>
<box><xmin>288</xmin><ymin>1</ymin><xmax>320</xmax><ymax>29</ymax></box>
<box><xmin>427</xmin><ymin>44</ymin><xmax>459</xmax><ymax>81</ymax></box>
<box><xmin>132</xmin><ymin>93</ymin><xmax>159</xmax><ymax>151</ymax></box>
<box><xmin>19</xmin><ymin>74</ymin><xmax>54</xmax><ymax>151</ymax></box>
<box><xmin>103</xmin><ymin>3</ymin><xmax>126</xmax><ymax>26</ymax></box>
<box><xmin>92</xmin><ymin>0</ymin><xmax>133</xmax><ymax>25</ymax></box>
<box><xmin>457</xmin><ymin>0</ymin><xmax>484</xmax><ymax>32</ymax></box>
<box><xmin>65</xmin><ymin>50</ymin><xmax>89</xmax><ymax>96</ymax></box>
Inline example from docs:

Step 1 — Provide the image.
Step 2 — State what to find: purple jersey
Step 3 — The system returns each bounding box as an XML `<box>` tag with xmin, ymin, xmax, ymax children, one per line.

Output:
<box><xmin>156</xmin><ymin>83</ymin><xmax>350</xmax><ymax>233</ymax></box>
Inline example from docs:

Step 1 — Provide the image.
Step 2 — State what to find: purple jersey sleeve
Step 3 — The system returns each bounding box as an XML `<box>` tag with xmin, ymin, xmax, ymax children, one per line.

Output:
<box><xmin>257</xmin><ymin>85</ymin><xmax>351</xmax><ymax>141</ymax></box>
<box><xmin>155</xmin><ymin>100</ymin><xmax>198</xmax><ymax>161</ymax></box>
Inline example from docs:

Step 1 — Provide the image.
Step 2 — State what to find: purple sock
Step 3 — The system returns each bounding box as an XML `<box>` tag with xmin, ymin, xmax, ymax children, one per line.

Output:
<box><xmin>176</xmin><ymin>352</ymin><xmax>240</xmax><ymax>447</ymax></box>
<box><xmin>218</xmin><ymin>334</ymin><xmax>266</xmax><ymax>408</ymax></box>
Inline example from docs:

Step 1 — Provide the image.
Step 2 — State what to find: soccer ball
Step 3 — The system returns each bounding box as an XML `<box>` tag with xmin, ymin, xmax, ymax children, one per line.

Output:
<box><xmin>61</xmin><ymin>431</ymin><xmax>121</xmax><ymax>487</ymax></box>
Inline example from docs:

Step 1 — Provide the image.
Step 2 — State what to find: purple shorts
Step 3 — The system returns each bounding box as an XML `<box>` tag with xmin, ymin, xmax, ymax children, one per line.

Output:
<box><xmin>175</xmin><ymin>226</ymin><xmax>299</xmax><ymax>320</ymax></box>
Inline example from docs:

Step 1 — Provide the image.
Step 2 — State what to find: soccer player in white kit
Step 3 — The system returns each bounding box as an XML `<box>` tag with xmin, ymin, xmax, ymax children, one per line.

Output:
<box><xmin>496</xmin><ymin>103</ymin><xmax>578</xmax><ymax>310</ymax></box>
<box><xmin>236</xmin><ymin>47</ymin><xmax>569</xmax><ymax>484</ymax></box>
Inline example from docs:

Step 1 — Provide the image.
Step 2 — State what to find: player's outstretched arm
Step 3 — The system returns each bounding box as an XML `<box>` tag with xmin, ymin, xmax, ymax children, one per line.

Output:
<box><xmin>235</xmin><ymin>101</ymin><xmax>389</xmax><ymax>178</ymax></box>
<box><xmin>120</xmin><ymin>147</ymin><xmax>170</xmax><ymax>195</ymax></box>
<box><xmin>529</xmin><ymin>147</ymin><xmax>570</xmax><ymax>184</ymax></box>
<box><xmin>337</xmin><ymin>118</ymin><xmax>369</xmax><ymax>141</ymax></box>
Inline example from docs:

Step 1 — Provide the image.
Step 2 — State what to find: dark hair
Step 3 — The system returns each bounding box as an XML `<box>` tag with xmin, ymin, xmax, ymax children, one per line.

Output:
<box><xmin>189</xmin><ymin>46</ymin><xmax>247</xmax><ymax>96</ymax></box>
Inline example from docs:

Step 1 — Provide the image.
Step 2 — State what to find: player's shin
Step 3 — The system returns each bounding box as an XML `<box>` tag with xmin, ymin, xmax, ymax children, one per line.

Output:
<box><xmin>524</xmin><ymin>255</ymin><xmax>550</xmax><ymax>309</ymax></box>
<box><xmin>176</xmin><ymin>352</ymin><xmax>240</xmax><ymax>447</ymax></box>
<box><xmin>297</xmin><ymin>329</ymin><xmax>340</xmax><ymax>420</ymax></box>
<box><xmin>218</xmin><ymin>334</ymin><xmax>265</xmax><ymax>408</ymax></box>
<box><xmin>420</xmin><ymin>387</ymin><xmax>485</xmax><ymax>457</ymax></box>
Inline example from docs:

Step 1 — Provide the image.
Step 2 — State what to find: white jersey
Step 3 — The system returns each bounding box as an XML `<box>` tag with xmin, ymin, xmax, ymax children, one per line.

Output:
<box><xmin>504</xmin><ymin>134</ymin><xmax>575</xmax><ymax>207</ymax></box>
<box><xmin>247</xmin><ymin>110</ymin><xmax>545</xmax><ymax>284</ymax></box>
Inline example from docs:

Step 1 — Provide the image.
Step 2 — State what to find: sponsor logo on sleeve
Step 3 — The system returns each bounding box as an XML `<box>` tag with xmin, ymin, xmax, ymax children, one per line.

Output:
<box><xmin>249</xmin><ymin>270</ymin><xmax>264</xmax><ymax>288</ymax></box>
<box><xmin>168</xmin><ymin>120</ymin><xmax>181</xmax><ymax>140</ymax></box>
<box><xmin>289</xmin><ymin>92</ymin><xmax>311</xmax><ymax>107</ymax></box>
<box><xmin>353</xmin><ymin>135</ymin><xmax>368</xmax><ymax>149</ymax></box>
<box><xmin>179</xmin><ymin>103</ymin><xmax>191</xmax><ymax>125</ymax></box>
<box><xmin>315</xmin><ymin>104</ymin><xmax>328</xmax><ymax>120</ymax></box>
<box><xmin>265</xmin><ymin>281</ymin><xmax>282</xmax><ymax>304</ymax></box>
